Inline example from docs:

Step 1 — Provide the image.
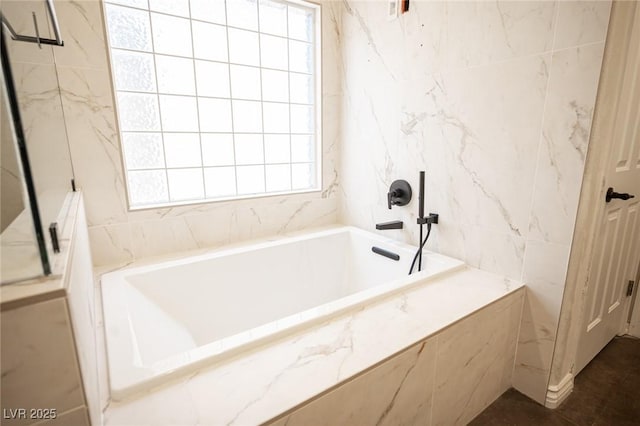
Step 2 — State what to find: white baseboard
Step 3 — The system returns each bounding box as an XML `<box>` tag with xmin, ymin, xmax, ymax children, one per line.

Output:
<box><xmin>545</xmin><ymin>373</ymin><xmax>574</xmax><ymax>409</ymax></box>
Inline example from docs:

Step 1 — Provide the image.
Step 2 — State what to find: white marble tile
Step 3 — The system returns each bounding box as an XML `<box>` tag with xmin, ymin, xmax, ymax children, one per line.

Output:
<box><xmin>2</xmin><ymin>0</ymin><xmax>56</xmax><ymax>64</ymax></box>
<box><xmin>120</xmin><ymin>197</ymin><xmax>338</xmax><ymax>263</ymax></box>
<box><xmin>52</xmin><ymin>0</ymin><xmax>110</xmax><ymax>69</ymax></box>
<box><xmin>554</xmin><ymin>1</ymin><xmax>612</xmax><ymax>51</ymax></box>
<box><xmin>88</xmin><ymin>223</ymin><xmax>134</xmax><ymax>267</ymax></box>
<box><xmin>129</xmin><ymin>217</ymin><xmax>199</xmax><ymax>260</ymax></box>
<box><xmin>0</xmin><ymin>208</ymin><xmax>44</xmax><ymax>283</ymax></box>
<box><xmin>513</xmin><ymin>240</ymin><xmax>571</xmax><ymax>404</ymax></box>
<box><xmin>104</xmin><ymin>267</ymin><xmax>524</xmax><ymax>425</ymax></box>
<box><xmin>268</xmin><ymin>337</ymin><xmax>437</xmax><ymax>426</ymax></box>
<box><xmin>11</xmin><ymin>61</ymin><xmax>74</xmax><ymax>226</ymax></box>
<box><xmin>337</xmin><ymin>1</ymin><xmax>556</xmax><ymax>76</ymax></box>
<box><xmin>442</xmin><ymin>227</ymin><xmax>526</xmax><ymax>281</ymax></box>
<box><xmin>432</xmin><ymin>292</ymin><xmax>524</xmax><ymax>426</ymax></box>
<box><xmin>340</xmin><ymin>49</ymin><xmax>550</xmax><ymax>279</ymax></box>
<box><xmin>65</xmin><ymin>200</ymin><xmax>101</xmax><ymax>426</ymax></box>
<box><xmin>56</xmin><ymin>65</ymin><xmax>129</xmax><ymax>227</ymax></box>
<box><xmin>1</xmin><ymin>298</ymin><xmax>85</xmax><ymax>425</ymax></box>
<box><xmin>37</xmin><ymin>406</ymin><xmax>89</xmax><ymax>426</ymax></box>
<box><xmin>443</xmin><ymin>1</ymin><xmax>557</xmax><ymax>70</ymax></box>
<box><xmin>528</xmin><ymin>42</ymin><xmax>606</xmax><ymax>245</ymax></box>
<box><xmin>1</xmin><ymin>93</ymin><xmax>25</xmax><ymax>232</ymax></box>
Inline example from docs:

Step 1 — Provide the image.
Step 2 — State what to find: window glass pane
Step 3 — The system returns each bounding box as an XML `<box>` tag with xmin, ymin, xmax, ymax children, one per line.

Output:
<box><xmin>198</xmin><ymin>98</ymin><xmax>232</xmax><ymax>132</ymax></box>
<box><xmin>106</xmin><ymin>0</ymin><xmax>148</xmax><ymax>9</ymax></box>
<box><xmin>289</xmin><ymin>72</ymin><xmax>313</xmax><ymax>104</ymax></box>
<box><xmin>168</xmin><ymin>169</ymin><xmax>204</xmax><ymax>201</ymax></box>
<box><xmin>156</xmin><ymin>56</ymin><xmax>195</xmax><ymax>95</ymax></box>
<box><xmin>289</xmin><ymin>40</ymin><xmax>312</xmax><ymax>73</ymax></box>
<box><xmin>288</xmin><ymin>6</ymin><xmax>313</xmax><ymax>42</ymax></box>
<box><xmin>152</xmin><ymin>13</ymin><xmax>193</xmax><ymax>57</ymax></box>
<box><xmin>201</xmin><ymin>134</ymin><xmax>235</xmax><ymax>166</ymax></box>
<box><xmin>164</xmin><ymin>133</ymin><xmax>202</xmax><ymax>168</ymax></box>
<box><xmin>230</xmin><ymin>65</ymin><xmax>261</xmax><ymax>100</ymax></box>
<box><xmin>264</xmin><ymin>135</ymin><xmax>290</xmax><ymax>163</ymax></box>
<box><xmin>105</xmin><ymin>4</ymin><xmax>152</xmax><ymax>51</ymax></box>
<box><xmin>232</xmin><ymin>100</ymin><xmax>262</xmax><ymax>133</ymax></box>
<box><xmin>291</xmin><ymin>163</ymin><xmax>314</xmax><ymax>189</ymax></box>
<box><xmin>204</xmin><ymin>167</ymin><xmax>236</xmax><ymax>198</ymax></box>
<box><xmin>235</xmin><ymin>134</ymin><xmax>264</xmax><ymax>165</ymax></box>
<box><xmin>107</xmin><ymin>0</ymin><xmax>319</xmax><ymax>207</ymax></box>
<box><xmin>149</xmin><ymin>0</ymin><xmax>189</xmax><ymax>17</ymax></box>
<box><xmin>159</xmin><ymin>95</ymin><xmax>199</xmax><ymax>132</ymax></box>
<box><xmin>192</xmin><ymin>22</ymin><xmax>228</xmax><ymax>62</ymax></box>
<box><xmin>190</xmin><ymin>0</ymin><xmax>226</xmax><ymax>24</ymax></box>
<box><xmin>122</xmin><ymin>133</ymin><xmax>165</xmax><ymax>169</ymax></box>
<box><xmin>259</xmin><ymin>0</ymin><xmax>287</xmax><ymax>37</ymax></box>
<box><xmin>227</xmin><ymin>0</ymin><xmax>258</xmax><ymax>31</ymax></box>
<box><xmin>117</xmin><ymin>92</ymin><xmax>161</xmax><ymax>131</ymax></box>
<box><xmin>260</xmin><ymin>35</ymin><xmax>288</xmax><ymax>70</ymax></box>
<box><xmin>236</xmin><ymin>165</ymin><xmax>265</xmax><ymax>194</ymax></box>
<box><xmin>195</xmin><ymin>61</ymin><xmax>230</xmax><ymax>98</ymax></box>
<box><xmin>128</xmin><ymin>170</ymin><xmax>168</xmax><ymax>205</ymax></box>
<box><xmin>228</xmin><ymin>28</ymin><xmax>260</xmax><ymax>66</ymax></box>
<box><xmin>291</xmin><ymin>135</ymin><xmax>314</xmax><ymax>162</ymax></box>
<box><xmin>263</xmin><ymin>103</ymin><xmax>289</xmax><ymax>133</ymax></box>
<box><xmin>266</xmin><ymin>164</ymin><xmax>291</xmax><ymax>192</ymax></box>
<box><xmin>290</xmin><ymin>104</ymin><xmax>313</xmax><ymax>133</ymax></box>
<box><xmin>262</xmin><ymin>69</ymin><xmax>288</xmax><ymax>102</ymax></box>
<box><xmin>112</xmin><ymin>50</ymin><xmax>156</xmax><ymax>92</ymax></box>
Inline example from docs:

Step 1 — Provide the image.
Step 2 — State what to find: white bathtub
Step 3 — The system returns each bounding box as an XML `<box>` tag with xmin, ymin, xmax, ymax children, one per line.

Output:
<box><xmin>101</xmin><ymin>226</ymin><xmax>464</xmax><ymax>400</ymax></box>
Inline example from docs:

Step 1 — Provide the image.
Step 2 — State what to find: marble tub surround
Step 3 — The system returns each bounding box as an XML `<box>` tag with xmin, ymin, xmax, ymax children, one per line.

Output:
<box><xmin>103</xmin><ymin>266</ymin><xmax>524</xmax><ymax>425</ymax></box>
<box><xmin>0</xmin><ymin>193</ymin><xmax>96</xmax><ymax>425</ymax></box>
<box><xmin>37</xmin><ymin>0</ymin><xmax>341</xmax><ymax>268</ymax></box>
<box><xmin>332</xmin><ymin>0</ymin><xmax>610</xmax><ymax>404</ymax></box>
<box><xmin>1</xmin><ymin>297</ymin><xmax>88</xmax><ymax>426</ymax></box>
<box><xmin>268</xmin><ymin>287</ymin><xmax>523</xmax><ymax>426</ymax></box>
<box><xmin>101</xmin><ymin>226</ymin><xmax>464</xmax><ymax>399</ymax></box>
<box><xmin>1</xmin><ymin>193</ymin><xmax>80</xmax><ymax>305</ymax></box>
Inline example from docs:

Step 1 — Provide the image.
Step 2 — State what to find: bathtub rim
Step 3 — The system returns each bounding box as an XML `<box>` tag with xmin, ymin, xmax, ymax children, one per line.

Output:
<box><xmin>100</xmin><ymin>226</ymin><xmax>465</xmax><ymax>400</ymax></box>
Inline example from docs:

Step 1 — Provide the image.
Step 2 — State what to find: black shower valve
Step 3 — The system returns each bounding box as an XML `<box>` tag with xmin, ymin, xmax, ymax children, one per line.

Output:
<box><xmin>387</xmin><ymin>180</ymin><xmax>412</xmax><ymax>209</ymax></box>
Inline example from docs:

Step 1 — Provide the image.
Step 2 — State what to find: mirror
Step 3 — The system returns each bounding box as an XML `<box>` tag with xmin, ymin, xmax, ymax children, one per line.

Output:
<box><xmin>0</xmin><ymin>0</ymin><xmax>74</xmax><ymax>284</ymax></box>
<box><xmin>1</xmin><ymin>79</ymin><xmax>24</xmax><ymax>231</ymax></box>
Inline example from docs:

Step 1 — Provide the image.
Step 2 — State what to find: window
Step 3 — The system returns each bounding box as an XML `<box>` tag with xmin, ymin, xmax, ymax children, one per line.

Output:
<box><xmin>104</xmin><ymin>0</ymin><xmax>321</xmax><ymax>208</ymax></box>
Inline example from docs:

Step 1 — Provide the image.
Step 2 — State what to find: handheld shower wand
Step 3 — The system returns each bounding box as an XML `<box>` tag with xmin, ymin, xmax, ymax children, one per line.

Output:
<box><xmin>418</xmin><ymin>171</ymin><xmax>425</xmax><ymax>270</ymax></box>
<box><xmin>409</xmin><ymin>171</ymin><xmax>438</xmax><ymax>275</ymax></box>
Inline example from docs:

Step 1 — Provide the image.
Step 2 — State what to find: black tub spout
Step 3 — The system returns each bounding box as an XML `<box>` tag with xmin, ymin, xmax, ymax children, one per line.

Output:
<box><xmin>376</xmin><ymin>220</ymin><xmax>403</xmax><ymax>230</ymax></box>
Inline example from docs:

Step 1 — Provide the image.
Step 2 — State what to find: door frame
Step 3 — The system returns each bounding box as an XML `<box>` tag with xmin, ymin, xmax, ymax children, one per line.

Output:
<box><xmin>546</xmin><ymin>0</ymin><xmax>639</xmax><ymax>407</ymax></box>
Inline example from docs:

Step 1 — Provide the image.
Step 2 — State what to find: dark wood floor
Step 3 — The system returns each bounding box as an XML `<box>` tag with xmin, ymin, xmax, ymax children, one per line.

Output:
<box><xmin>470</xmin><ymin>336</ymin><xmax>640</xmax><ymax>426</ymax></box>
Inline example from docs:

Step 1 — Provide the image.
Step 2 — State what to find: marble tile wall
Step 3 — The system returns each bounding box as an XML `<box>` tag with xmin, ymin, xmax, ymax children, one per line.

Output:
<box><xmin>23</xmin><ymin>0</ymin><xmax>610</xmax><ymax>409</ymax></box>
<box><xmin>267</xmin><ymin>291</ymin><xmax>523</xmax><ymax>426</ymax></box>
<box><xmin>65</xmin><ymin>197</ymin><xmax>101</xmax><ymax>425</ymax></box>
<box><xmin>0</xmin><ymin>298</ymin><xmax>88</xmax><ymax>426</ymax></box>
<box><xmin>332</xmin><ymin>0</ymin><xmax>610</xmax><ymax>404</ymax></box>
<box><xmin>46</xmin><ymin>0</ymin><xmax>341</xmax><ymax>267</ymax></box>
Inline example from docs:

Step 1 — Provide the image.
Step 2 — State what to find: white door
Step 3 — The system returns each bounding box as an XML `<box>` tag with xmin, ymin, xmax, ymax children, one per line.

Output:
<box><xmin>629</xmin><ymin>261</ymin><xmax>640</xmax><ymax>338</ymax></box>
<box><xmin>575</xmin><ymin>1</ymin><xmax>640</xmax><ymax>374</ymax></box>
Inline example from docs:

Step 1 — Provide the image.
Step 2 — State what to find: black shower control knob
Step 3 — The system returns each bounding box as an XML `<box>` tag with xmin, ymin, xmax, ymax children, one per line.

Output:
<box><xmin>606</xmin><ymin>187</ymin><xmax>635</xmax><ymax>203</ymax></box>
<box><xmin>387</xmin><ymin>180</ymin><xmax>412</xmax><ymax>209</ymax></box>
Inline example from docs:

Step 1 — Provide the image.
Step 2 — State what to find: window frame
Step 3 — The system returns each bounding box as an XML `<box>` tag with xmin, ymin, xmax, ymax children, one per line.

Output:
<box><xmin>103</xmin><ymin>0</ymin><xmax>323</xmax><ymax>210</ymax></box>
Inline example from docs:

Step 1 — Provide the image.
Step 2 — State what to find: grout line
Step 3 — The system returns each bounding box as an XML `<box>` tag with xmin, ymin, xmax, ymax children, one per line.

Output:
<box><xmin>187</xmin><ymin>0</ymin><xmax>206</xmax><ymax>201</ymax></box>
<box><xmin>146</xmin><ymin>5</ymin><xmax>171</xmax><ymax>204</ymax></box>
<box><xmin>258</xmin><ymin>0</ymin><xmax>268</xmax><ymax>193</ymax></box>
